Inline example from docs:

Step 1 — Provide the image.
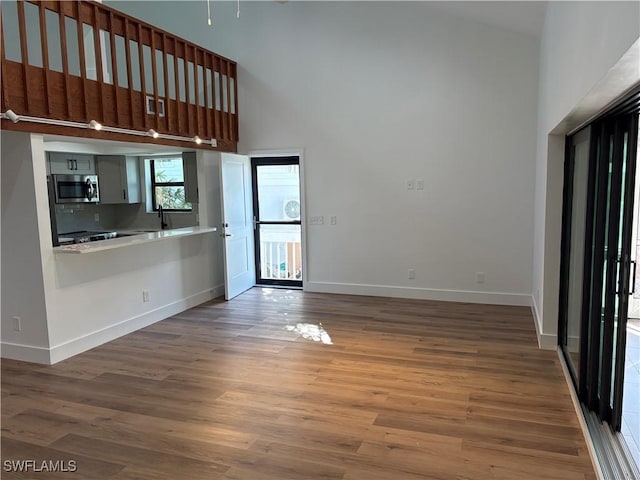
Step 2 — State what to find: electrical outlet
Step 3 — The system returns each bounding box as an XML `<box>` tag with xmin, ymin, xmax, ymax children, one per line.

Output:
<box><xmin>142</xmin><ymin>290</ymin><xmax>150</xmax><ymax>303</ymax></box>
<box><xmin>94</xmin><ymin>213</ymin><xmax>100</xmax><ymax>222</ymax></box>
<box><xmin>408</xmin><ymin>269</ymin><xmax>416</xmax><ymax>280</ymax></box>
<box><xmin>330</xmin><ymin>216</ymin><xmax>337</xmax><ymax>225</ymax></box>
<box><xmin>476</xmin><ymin>272</ymin><xmax>485</xmax><ymax>284</ymax></box>
<box><xmin>12</xmin><ymin>316</ymin><xmax>21</xmax><ymax>332</ymax></box>
<box><xmin>416</xmin><ymin>179</ymin><xmax>425</xmax><ymax>190</ymax></box>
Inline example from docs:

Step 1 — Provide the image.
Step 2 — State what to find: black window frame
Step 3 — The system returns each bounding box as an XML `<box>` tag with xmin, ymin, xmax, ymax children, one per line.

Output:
<box><xmin>149</xmin><ymin>157</ymin><xmax>192</xmax><ymax>212</ymax></box>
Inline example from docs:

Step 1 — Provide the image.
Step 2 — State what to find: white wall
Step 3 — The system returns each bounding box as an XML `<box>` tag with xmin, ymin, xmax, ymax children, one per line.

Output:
<box><xmin>1</xmin><ymin>132</ymin><xmax>225</xmax><ymax>363</ymax></box>
<box><xmin>235</xmin><ymin>2</ymin><xmax>539</xmax><ymax>304</ymax></box>
<box><xmin>532</xmin><ymin>1</ymin><xmax>640</xmax><ymax>347</ymax></box>
<box><xmin>104</xmin><ymin>0</ymin><xmax>238</xmax><ymax>61</ymax></box>
<box><xmin>1</xmin><ymin>131</ymin><xmax>51</xmax><ymax>362</ymax></box>
<box><xmin>110</xmin><ymin>1</ymin><xmax>540</xmax><ymax>304</ymax></box>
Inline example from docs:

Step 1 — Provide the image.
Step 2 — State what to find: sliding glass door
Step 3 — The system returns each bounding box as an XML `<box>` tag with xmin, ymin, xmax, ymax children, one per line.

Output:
<box><xmin>560</xmin><ymin>111</ymin><xmax>639</xmax><ymax>430</ymax></box>
<box><xmin>588</xmin><ymin>114</ymin><xmax>637</xmax><ymax>428</ymax></box>
<box><xmin>559</xmin><ymin>127</ymin><xmax>591</xmax><ymax>384</ymax></box>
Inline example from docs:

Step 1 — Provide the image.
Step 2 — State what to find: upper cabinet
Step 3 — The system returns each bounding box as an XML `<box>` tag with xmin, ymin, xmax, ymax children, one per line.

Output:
<box><xmin>96</xmin><ymin>156</ymin><xmax>141</xmax><ymax>204</ymax></box>
<box><xmin>183</xmin><ymin>152</ymin><xmax>199</xmax><ymax>204</ymax></box>
<box><xmin>48</xmin><ymin>152</ymin><xmax>96</xmax><ymax>175</ymax></box>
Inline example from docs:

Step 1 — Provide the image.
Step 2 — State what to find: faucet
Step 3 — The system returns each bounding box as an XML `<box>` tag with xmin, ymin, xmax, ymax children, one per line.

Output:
<box><xmin>158</xmin><ymin>204</ymin><xmax>168</xmax><ymax>230</ymax></box>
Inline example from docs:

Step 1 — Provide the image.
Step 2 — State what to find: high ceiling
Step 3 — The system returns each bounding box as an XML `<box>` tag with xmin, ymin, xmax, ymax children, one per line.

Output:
<box><xmin>425</xmin><ymin>1</ymin><xmax>548</xmax><ymax>39</ymax></box>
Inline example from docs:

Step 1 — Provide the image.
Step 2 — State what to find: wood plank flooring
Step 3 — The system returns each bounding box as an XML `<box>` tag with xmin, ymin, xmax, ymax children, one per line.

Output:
<box><xmin>1</xmin><ymin>288</ymin><xmax>596</xmax><ymax>479</ymax></box>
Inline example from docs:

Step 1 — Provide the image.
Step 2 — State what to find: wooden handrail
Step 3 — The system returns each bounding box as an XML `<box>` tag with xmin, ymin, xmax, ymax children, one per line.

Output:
<box><xmin>0</xmin><ymin>0</ymin><xmax>238</xmax><ymax>152</ymax></box>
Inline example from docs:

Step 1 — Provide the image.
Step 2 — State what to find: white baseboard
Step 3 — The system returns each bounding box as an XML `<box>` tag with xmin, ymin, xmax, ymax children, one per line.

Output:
<box><xmin>304</xmin><ymin>281</ymin><xmax>531</xmax><ymax>306</ymax></box>
<box><xmin>210</xmin><ymin>284</ymin><xmax>226</xmax><ymax>299</ymax></box>
<box><xmin>531</xmin><ymin>295</ymin><xmax>557</xmax><ymax>350</ymax></box>
<box><xmin>0</xmin><ymin>342</ymin><xmax>52</xmax><ymax>364</ymax></box>
<box><xmin>48</xmin><ymin>286</ymin><xmax>222</xmax><ymax>364</ymax></box>
<box><xmin>1</xmin><ymin>285</ymin><xmax>223</xmax><ymax>365</ymax></box>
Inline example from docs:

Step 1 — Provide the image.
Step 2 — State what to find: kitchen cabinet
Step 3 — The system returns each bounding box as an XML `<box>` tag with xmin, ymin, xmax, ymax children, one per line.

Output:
<box><xmin>183</xmin><ymin>152</ymin><xmax>199</xmax><ymax>204</ymax></box>
<box><xmin>96</xmin><ymin>155</ymin><xmax>141</xmax><ymax>204</ymax></box>
<box><xmin>48</xmin><ymin>152</ymin><xmax>96</xmax><ymax>174</ymax></box>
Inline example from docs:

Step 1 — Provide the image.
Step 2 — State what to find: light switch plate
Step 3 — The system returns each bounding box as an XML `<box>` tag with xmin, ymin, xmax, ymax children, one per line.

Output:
<box><xmin>310</xmin><ymin>216</ymin><xmax>324</xmax><ymax>225</ymax></box>
<box><xmin>416</xmin><ymin>179</ymin><xmax>425</xmax><ymax>190</ymax></box>
<box><xmin>407</xmin><ymin>179</ymin><xmax>415</xmax><ymax>190</ymax></box>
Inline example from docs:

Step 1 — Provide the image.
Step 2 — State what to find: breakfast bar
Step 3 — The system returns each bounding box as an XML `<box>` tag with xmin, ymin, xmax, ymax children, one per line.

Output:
<box><xmin>53</xmin><ymin>227</ymin><xmax>217</xmax><ymax>254</ymax></box>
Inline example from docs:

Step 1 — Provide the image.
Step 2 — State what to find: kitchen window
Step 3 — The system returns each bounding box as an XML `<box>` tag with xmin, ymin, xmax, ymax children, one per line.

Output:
<box><xmin>149</xmin><ymin>157</ymin><xmax>192</xmax><ymax>211</ymax></box>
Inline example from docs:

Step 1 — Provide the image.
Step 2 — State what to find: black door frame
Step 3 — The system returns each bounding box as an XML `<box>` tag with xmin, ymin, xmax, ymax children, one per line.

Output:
<box><xmin>251</xmin><ymin>156</ymin><xmax>302</xmax><ymax>288</ymax></box>
<box><xmin>558</xmin><ymin>104</ymin><xmax>639</xmax><ymax>431</ymax></box>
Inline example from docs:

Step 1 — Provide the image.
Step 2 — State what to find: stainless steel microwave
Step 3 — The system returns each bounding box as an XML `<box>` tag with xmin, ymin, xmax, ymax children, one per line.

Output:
<box><xmin>52</xmin><ymin>174</ymin><xmax>100</xmax><ymax>204</ymax></box>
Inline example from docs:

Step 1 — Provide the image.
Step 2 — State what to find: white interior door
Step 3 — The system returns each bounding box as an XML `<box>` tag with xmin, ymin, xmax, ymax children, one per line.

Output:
<box><xmin>220</xmin><ymin>153</ymin><xmax>255</xmax><ymax>300</ymax></box>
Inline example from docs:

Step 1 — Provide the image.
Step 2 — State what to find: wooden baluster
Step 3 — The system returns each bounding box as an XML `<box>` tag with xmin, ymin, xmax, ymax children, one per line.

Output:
<box><xmin>162</xmin><ymin>33</ymin><xmax>170</xmax><ymax>133</ymax></box>
<box><xmin>92</xmin><ymin>3</ymin><xmax>104</xmax><ymax>122</ymax></box>
<box><xmin>193</xmin><ymin>47</ymin><xmax>200</xmax><ymax>137</ymax></box>
<box><xmin>0</xmin><ymin>3</ymin><xmax>8</xmax><ymax>111</ymax></box>
<box><xmin>232</xmin><ymin>62</ymin><xmax>238</xmax><ymax>143</ymax></box>
<box><xmin>173</xmin><ymin>36</ymin><xmax>180</xmax><ymax>134</ymax></box>
<box><xmin>183</xmin><ymin>41</ymin><xmax>190</xmax><ymax>135</ymax></box>
<box><xmin>58</xmin><ymin>1</ymin><xmax>71</xmax><ymax>118</ymax></box>
<box><xmin>150</xmin><ymin>29</ymin><xmax>159</xmax><ymax>132</ymax></box>
<box><xmin>123</xmin><ymin>18</ymin><xmax>134</xmax><ymax>128</ymax></box>
<box><xmin>217</xmin><ymin>56</ymin><xmax>224</xmax><ymax>141</ymax></box>
<box><xmin>137</xmin><ymin>23</ymin><xmax>147</xmax><ymax>130</ymax></box>
<box><xmin>203</xmin><ymin>52</ymin><xmax>211</xmax><ymax>141</ymax></box>
<box><xmin>75</xmin><ymin>1</ymin><xmax>88</xmax><ymax>120</ymax></box>
<box><xmin>16</xmin><ymin>0</ymin><xmax>29</xmax><ymax>112</ymax></box>
<box><xmin>108</xmin><ymin>12</ymin><xmax>119</xmax><ymax>125</ymax></box>
<box><xmin>37</xmin><ymin>1</ymin><xmax>51</xmax><ymax>115</ymax></box>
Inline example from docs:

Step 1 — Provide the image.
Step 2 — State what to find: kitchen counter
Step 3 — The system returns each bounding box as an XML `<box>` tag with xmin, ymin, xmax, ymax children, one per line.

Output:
<box><xmin>53</xmin><ymin>226</ymin><xmax>217</xmax><ymax>254</ymax></box>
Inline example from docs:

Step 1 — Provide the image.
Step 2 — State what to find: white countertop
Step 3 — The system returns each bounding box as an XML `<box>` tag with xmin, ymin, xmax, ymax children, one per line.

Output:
<box><xmin>53</xmin><ymin>226</ymin><xmax>217</xmax><ymax>254</ymax></box>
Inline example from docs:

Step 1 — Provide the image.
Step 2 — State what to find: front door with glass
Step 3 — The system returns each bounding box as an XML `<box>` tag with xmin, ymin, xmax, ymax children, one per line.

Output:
<box><xmin>251</xmin><ymin>157</ymin><xmax>303</xmax><ymax>287</ymax></box>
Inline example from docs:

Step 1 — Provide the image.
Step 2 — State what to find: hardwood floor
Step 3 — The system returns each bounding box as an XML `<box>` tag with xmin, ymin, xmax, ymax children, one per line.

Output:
<box><xmin>1</xmin><ymin>288</ymin><xmax>596</xmax><ymax>479</ymax></box>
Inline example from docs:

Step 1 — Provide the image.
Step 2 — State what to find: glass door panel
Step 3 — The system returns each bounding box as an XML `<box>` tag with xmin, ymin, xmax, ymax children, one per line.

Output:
<box><xmin>611</xmin><ymin>123</ymin><xmax>636</xmax><ymax>430</ymax></box>
<box><xmin>561</xmin><ymin>112</ymin><xmax>638</xmax><ymax>432</ymax></box>
<box><xmin>561</xmin><ymin>126</ymin><xmax>592</xmax><ymax>381</ymax></box>
<box><xmin>586</xmin><ymin>115</ymin><xmax>638</xmax><ymax>428</ymax></box>
<box><xmin>252</xmin><ymin>157</ymin><xmax>302</xmax><ymax>287</ymax></box>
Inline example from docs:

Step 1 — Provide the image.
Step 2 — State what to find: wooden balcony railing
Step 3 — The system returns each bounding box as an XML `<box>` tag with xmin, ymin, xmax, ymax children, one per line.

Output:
<box><xmin>1</xmin><ymin>0</ymin><xmax>238</xmax><ymax>151</ymax></box>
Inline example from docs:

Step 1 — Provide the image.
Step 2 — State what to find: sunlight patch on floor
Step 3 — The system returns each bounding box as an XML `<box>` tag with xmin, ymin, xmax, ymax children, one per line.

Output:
<box><xmin>260</xmin><ymin>287</ymin><xmax>299</xmax><ymax>302</ymax></box>
<box><xmin>285</xmin><ymin>323</ymin><xmax>332</xmax><ymax>345</ymax></box>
